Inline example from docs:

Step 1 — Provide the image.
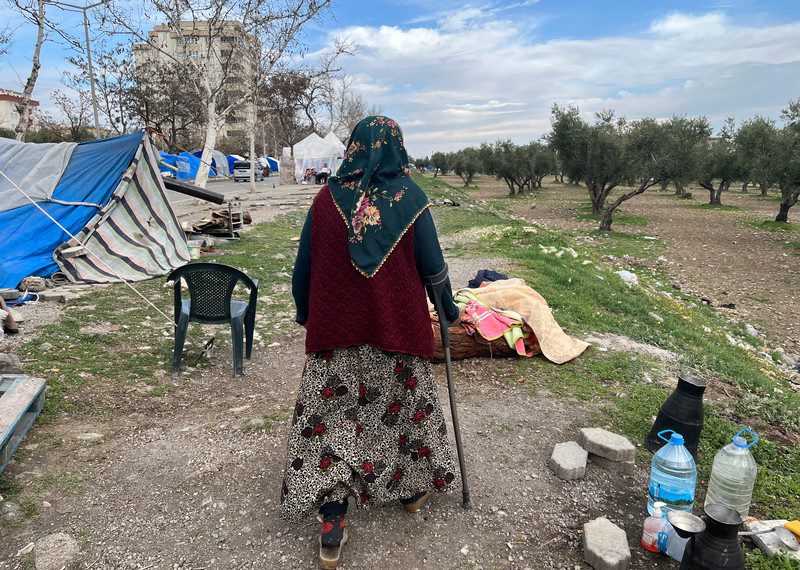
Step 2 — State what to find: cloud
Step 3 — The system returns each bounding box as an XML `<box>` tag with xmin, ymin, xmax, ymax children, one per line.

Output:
<box><xmin>329</xmin><ymin>8</ymin><xmax>800</xmax><ymax>156</ymax></box>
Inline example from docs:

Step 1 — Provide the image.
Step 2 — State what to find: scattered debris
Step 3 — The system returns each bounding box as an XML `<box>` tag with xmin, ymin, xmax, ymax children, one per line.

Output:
<box><xmin>583</xmin><ymin>516</ymin><xmax>631</xmax><ymax>570</ymax></box>
<box><xmin>549</xmin><ymin>441</ymin><xmax>588</xmax><ymax>480</ymax></box>
<box><xmin>430</xmin><ymin>199</ymin><xmax>460</xmax><ymax>207</ymax></box>
<box><xmin>16</xmin><ymin>542</ymin><xmax>34</xmax><ymax>557</ymax></box>
<box><xmin>743</xmin><ymin>519</ymin><xmax>800</xmax><ymax>561</ymax></box>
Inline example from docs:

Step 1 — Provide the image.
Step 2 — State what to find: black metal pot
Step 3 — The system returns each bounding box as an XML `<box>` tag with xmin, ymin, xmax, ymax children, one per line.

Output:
<box><xmin>645</xmin><ymin>373</ymin><xmax>706</xmax><ymax>459</ymax></box>
<box><xmin>680</xmin><ymin>504</ymin><xmax>746</xmax><ymax>570</ymax></box>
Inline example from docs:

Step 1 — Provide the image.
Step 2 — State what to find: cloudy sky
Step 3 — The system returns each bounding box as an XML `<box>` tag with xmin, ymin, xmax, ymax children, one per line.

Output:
<box><xmin>1</xmin><ymin>0</ymin><xmax>799</xmax><ymax>156</ymax></box>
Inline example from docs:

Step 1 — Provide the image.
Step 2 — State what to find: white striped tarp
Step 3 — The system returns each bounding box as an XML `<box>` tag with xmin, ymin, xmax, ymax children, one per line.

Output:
<box><xmin>54</xmin><ymin>136</ymin><xmax>190</xmax><ymax>284</ymax></box>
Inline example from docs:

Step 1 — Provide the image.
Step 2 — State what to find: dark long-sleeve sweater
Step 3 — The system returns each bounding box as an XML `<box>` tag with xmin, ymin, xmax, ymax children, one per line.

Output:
<box><xmin>292</xmin><ymin>207</ymin><xmax>460</xmax><ymax>326</ymax></box>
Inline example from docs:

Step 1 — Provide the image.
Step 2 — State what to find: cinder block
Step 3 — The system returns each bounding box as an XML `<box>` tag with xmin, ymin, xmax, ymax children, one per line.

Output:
<box><xmin>589</xmin><ymin>453</ymin><xmax>636</xmax><ymax>474</ymax></box>
<box><xmin>578</xmin><ymin>428</ymin><xmax>635</xmax><ymax>462</ymax></box>
<box><xmin>549</xmin><ymin>441</ymin><xmax>588</xmax><ymax>481</ymax></box>
<box><xmin>583</xmin><ymin>516</ymin><xmax>631</xmax><ymax>570</ymax></box>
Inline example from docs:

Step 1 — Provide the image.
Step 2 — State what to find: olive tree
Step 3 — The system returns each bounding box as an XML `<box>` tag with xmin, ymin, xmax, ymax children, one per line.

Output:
<box><xmin>771</xmin><ymin>100</ymin><xmax>800</xmax><ymax>222</ymax></box>
<box><xmin>660</xmin><ymin>116</ymin><xmax>712</xmax><ymax>197</ymax></box>
<box><xmin>735</xmin><ymin>117</ymin><xmax>778</xmax><ymax>196</ymax></box>
<box><xmin>598</xmin><ymin>119</ymin><xmax>663</xmax><ymax>231</ymax></box>
<box><xmin>452</xmin><ymin>147</ymin><xmax>480</xmax><ymax>187</ymax></box>
<box><xmin>430</xmin><ymin>151</ymin><xmax>452</xmax><ymax>177</ymax></box>
<box><xmin>698</xmin><ymin>119</ymin><xmax>739</xmax><ymax>206</ymax></box>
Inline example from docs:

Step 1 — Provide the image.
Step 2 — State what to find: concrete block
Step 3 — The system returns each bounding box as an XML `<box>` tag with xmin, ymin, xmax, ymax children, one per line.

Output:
<box><xmin>549</xmin><ymin>441</ymin><xmax>588</xmax><ymax>480</ymax></box>
<box><xmin>583</xmin><ymin>516</ymin><xmax>631</xmax><ymax>570</ymax></box>
<box><xmin>589</xmin><ymin>453</ymin><xmax>635</xmax><ymax>474</ymax></box>
<box><xmin>578</xmin><ymin>428</ymin><xmax>635</xmax><ymax>462</ymax></box>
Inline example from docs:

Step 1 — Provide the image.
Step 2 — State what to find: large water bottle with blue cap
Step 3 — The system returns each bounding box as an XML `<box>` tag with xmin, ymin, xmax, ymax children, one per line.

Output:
<box><xmin>704</xmin><ymin>427</ymin><xmax>759</xmax><ymax>518</ymax></box>
<box><xmin>647</xmin><ymin>430</ymin><xmax>697</xmax><ymax>514</ymax></box>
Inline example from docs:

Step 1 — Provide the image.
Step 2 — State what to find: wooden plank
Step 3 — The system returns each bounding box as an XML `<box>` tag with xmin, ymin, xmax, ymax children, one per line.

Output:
<box><xmin>0</xmin><ymin>376</ymin><xmax>46</xmax><ymax>474</ymax></box>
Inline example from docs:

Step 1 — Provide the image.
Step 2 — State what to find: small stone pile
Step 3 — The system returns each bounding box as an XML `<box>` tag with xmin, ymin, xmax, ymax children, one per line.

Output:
<box><xmin>548</xmin><ymin>428</ymin><xmax>637</xmax><ymax>570</ymax></box>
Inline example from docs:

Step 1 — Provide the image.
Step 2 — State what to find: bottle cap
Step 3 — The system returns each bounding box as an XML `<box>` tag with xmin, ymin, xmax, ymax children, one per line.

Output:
<box><xmin>657</xmin><ymin>429</ymin><xmax>684</xmax><ymax>445</ymax></box>
<box><xmin>733</xmin><ymin>427</ymin><xmax>758</xmax><ymax>448</ymax></box>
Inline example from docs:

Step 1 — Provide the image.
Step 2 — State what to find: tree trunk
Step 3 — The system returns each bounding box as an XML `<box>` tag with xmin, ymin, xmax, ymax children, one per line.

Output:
<box><xmin>675</xmin><ymin>184</ymin><xmax>684</xmax><ymax>196</ymax></box>
<box><xmin>15</xmin><ymin>0</ymin><xmax>45</xmax><ymax>141</ymax></box>
<box><xmin>599</xmin><ymin>210</ymin><xmax>613</xmax><ymax>231</ymax></box>
<box><xmin>660</xmin><ymin>180</ymin><xmax>669</xmax><ymax>192</ymax></box>
<box><xmin>776</xmin><ymin>202</ymin><xmax>791</xmax><ymax>222</ymax></box>
<box><xmin>741</xmin><ymin>181</ymin><xmax>749</xmax><ymax>193</ymax></box>
<box><xmin>195</xmin><ymin>100</ymin><xmax>220</xmax><ymax>188</ymax></box>
<box><xmin>589</xmin><ymin>184</ymin><xmax>604</xmax><ymax>214</ymax></box>
<box><xmin>249</xmin><ymin>96</ymin><xmax>256</xmax><ymax>193</ymax></box>
<box><xmin>760</xmin><ymin>183</ymin><xmax>768</xmax><ymax>196</ymax></box>
<box><xmin>559</xmin><ymin>173</ymin><xmax>564</xmax><ymax>183</ymax></box>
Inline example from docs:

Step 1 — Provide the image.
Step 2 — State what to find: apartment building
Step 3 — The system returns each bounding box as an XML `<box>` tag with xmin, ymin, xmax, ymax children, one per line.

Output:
<box><xmin>132</xmin><ymin>21</ymin><xmax>253</xmax><ymax>139</ymax></box>
<box><xmin>0</xmin><ymin>89</ymin><xmax>39</xmax><ymax>133</ymax></box>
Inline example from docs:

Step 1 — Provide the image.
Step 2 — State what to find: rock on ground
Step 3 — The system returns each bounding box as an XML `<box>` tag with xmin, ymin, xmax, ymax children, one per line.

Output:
<box><xmin>578</xmin><ymin>428</ymin><xmax>636</xmax><ymax>463</ymax></box>
<box><xmin>583</xmin><ymin>516</ymin><xmax>631</xmax><ymax>570</ymax></box>
<box><xmin>549</xmin><ymin>441</ymin><xmax>588</xmax><ymax>480</ymax></box>
<box><xmin>35</xmin><ymin>532</ymin><xmax>80</xmax><ymax>570</ymax></box>
<box><xmin>0</xmin><ymin>352</ymin><xmax>23</xmax><ymax>374</ymax></box>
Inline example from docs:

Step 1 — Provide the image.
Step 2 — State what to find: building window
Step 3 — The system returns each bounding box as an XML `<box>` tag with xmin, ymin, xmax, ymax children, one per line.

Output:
<box><xmin>189</xmin><ymin>50</ymin><xmax>200</xmax><ymax>57</ymax></box>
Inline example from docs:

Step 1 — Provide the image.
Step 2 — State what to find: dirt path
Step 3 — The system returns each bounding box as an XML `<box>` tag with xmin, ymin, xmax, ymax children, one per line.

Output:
<box><xmin>462</xmin><ymin>176</ymin><xmax>800</xmax><ymax>353</ymax></box>
<box><xmin>1</xmin><ymin>247</ymin><xmax>673</xmax><ymax>569</ymax></box>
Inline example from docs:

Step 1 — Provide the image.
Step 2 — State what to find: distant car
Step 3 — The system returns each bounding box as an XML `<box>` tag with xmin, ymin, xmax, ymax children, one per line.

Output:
<box><xmin>233</xmin><ymin>160</ymin><xmax>264</xmax><ymax>182</ymax></box>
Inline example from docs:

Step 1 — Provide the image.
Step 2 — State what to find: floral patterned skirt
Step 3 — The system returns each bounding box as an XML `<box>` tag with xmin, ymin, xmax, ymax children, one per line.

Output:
<box><xmin>280</xmin><ymin>345</ymin><xmax>459</xmax><ymax>521</ymax></box>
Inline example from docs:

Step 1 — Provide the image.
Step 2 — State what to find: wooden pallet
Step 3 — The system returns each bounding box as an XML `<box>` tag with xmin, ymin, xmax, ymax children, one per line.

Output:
<box><xmin>0</xmin><ymin>374</ymin><xmax>46</xmax><ymax>474</ymax></box>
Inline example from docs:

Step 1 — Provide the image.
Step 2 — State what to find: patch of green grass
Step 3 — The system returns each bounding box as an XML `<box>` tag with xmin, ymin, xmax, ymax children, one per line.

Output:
<box><xmin>688</xmin><ymin>203</ymin><xmax>742</xmax><ymax>211</ymax></box>
<box><xmin>428</xmin><ymin>174</ymin><xmax>800</xmax><ymax>522</ymax></box>
<box><xmin>781</xmin><ymin>242</ymin><xmax>800</xmax><ymax>255</ymax></box>
<box><xmin>752</xmin><ymin>194</ymin><xmax>783</xmax><ymax>203</ymax></box>
<box><xmin>35</xmin><ymin>469</ymin><xmax>86</xmax><ymax>495</ymax></box>
<box><xmin>748</xmin><ymin>220</ymin><xmax>800</xmax><ymax>233</ymax></box>
<box><xmin>18</xmin><ymin>212</ymin><xmax>306</xmax><ymax>420</ymax></box>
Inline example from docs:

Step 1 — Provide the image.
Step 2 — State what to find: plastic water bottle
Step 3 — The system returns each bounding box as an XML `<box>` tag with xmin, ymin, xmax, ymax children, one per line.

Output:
<box><xmin>647</xmin><ymin>430</ymin><xmax>697</xmax><ymax>515</ymax></box>
<box><xmin>704</xmin><ymin>428</ymin><xmax>759</xmax><ymax>518</ymax></box>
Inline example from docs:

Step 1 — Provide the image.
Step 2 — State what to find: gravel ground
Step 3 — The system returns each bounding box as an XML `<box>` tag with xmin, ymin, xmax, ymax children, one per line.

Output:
<box><xmin>0</xmin><ymin>332</ymin><xmax>673</xmax><ymax>569</ymax></box>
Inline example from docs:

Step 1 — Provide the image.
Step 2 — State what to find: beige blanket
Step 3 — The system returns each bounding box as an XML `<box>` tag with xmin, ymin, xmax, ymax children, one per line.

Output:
<box><xmin>458</xmin><ymin>278</ymin><xmax>589</xmax><ymax>364</ymax></box>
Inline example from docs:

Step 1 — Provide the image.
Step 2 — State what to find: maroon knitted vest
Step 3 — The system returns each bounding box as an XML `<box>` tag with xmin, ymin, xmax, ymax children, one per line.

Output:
<box><xmin>305</xmin><ymin>186</ymin><xmax>434</xmax><ymax>359</ymax></box>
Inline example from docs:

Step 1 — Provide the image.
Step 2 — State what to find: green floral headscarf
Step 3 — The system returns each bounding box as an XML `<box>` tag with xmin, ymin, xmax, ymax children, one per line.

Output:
<box><xmin>328</xmin><ymin>115</ymin><xmax>429</xmax><ymax>277</ymax></box>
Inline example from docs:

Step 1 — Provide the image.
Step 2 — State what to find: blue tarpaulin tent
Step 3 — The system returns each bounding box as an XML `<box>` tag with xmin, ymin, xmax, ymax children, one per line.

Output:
<box><xmin>0</xmin><ymin>133</ymin><xmax>189</xmax><ymax>289</ymax></box>
<box><xmin>266</xmin><ymin>156</ymin><xmax>279</xmax><ymax>172</ymax></box>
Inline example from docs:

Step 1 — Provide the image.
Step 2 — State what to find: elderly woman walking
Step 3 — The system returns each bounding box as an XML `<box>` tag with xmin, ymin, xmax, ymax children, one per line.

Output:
<box><xmin>281</xmin><ymin>116</ymin><xmax>461</xmax><ymax>568</ymax></box>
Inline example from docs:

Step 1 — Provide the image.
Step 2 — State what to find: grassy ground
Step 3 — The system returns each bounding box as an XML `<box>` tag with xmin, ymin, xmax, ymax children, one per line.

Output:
<box><xmin>5</xmin><ymin>176</ymin><xmax>799</xmax><ymax>566</ymax></box>
<box><xmin>420</xmin><ymin>174</ymin><xmax>800</xmax><ymax>566</ymax></box>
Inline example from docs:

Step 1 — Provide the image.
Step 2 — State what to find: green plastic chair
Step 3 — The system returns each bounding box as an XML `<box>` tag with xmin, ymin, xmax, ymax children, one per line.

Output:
<box><xmin>167</xmin><ymin>263</ymin><xmax>259</xmax><ymax>377</ymax></box>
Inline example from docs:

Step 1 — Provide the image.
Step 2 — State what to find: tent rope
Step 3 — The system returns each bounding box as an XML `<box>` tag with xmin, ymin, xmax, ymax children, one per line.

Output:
<box><xmin>0</xmin><ymin>168</ymin><xmax>177</xmax><ymax>329</ymax></box>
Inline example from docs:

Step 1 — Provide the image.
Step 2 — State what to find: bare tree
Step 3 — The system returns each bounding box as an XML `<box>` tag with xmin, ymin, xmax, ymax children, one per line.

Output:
<box><xmin>108</xmin><ymin>0</ymin><xmax>332</xmax><ymax>187</ymax></box>
<box><xmin>51</xmin><ymin>86</ymin><xmax>93</xmax><ymax>141</ymax></box>
<box><xmin>133</xmin><ymin>60</ymin><xmax>206</xmax><ymax>152</ymax></box>
<box><xmin>68</xmin><ymin>44</ymin><xmax>139</xmax><ymax>135</ymax></box>
<box><xmin>7</xmin><ymin>0</ymin><xmax>45</xmax><ymax>140</ymax></box>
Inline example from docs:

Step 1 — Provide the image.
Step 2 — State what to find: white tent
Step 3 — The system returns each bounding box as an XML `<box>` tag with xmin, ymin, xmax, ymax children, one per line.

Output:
<box><xmin>292</xmin><ymin>132</ymin><xmax>345</xmax><ymax>180</ymax></box>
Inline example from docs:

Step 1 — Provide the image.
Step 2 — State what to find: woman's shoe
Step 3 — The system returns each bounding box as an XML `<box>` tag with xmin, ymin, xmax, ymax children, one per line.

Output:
<box><xmin>402</xmin><ymin>491</ymin><xmax>432</xmax><ymax>513</ymax></box>
<box><xmin>319</xmin><ymin>529</ymin><xmax>348</xmax><ymax>569</ymax></box>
